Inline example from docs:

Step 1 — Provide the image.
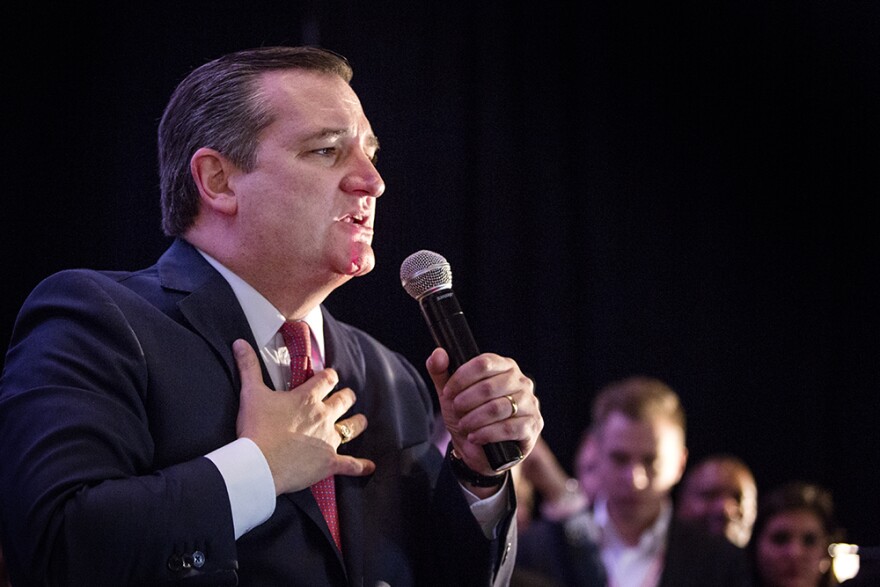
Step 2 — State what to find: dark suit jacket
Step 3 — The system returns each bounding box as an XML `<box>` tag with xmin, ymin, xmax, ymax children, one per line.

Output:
<box><xmin>0</xmin><ymin>239</ymin><xmax>515</xmax><ymax>587</ymax></box>
<box><xmin>514</xmin><ymin>513</ymin><xmax>607</xmax><ymax>587</ymax></box>
<box><xmin>659</xmin><ymin>520</ymin><xmax>753</xmax><ymax>587</ymax></box>
<box><xmin>515</xmin><ymin>513</ymin><xmax>752</xmax><ymax>587</ymax></box>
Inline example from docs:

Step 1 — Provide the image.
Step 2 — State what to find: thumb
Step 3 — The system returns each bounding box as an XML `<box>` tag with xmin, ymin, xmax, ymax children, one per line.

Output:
<box><xmin>425</xmin><ymin>347</ymin><xmax>451</xmax><ymax>396</ymax></box>
<box><xmin>232</xmin><ymin>338</ymin><xmax>263</xmax><ymax>389</ymax></box>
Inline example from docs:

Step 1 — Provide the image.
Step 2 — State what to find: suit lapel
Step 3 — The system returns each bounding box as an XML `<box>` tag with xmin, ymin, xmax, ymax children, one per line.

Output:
<box><xmin>322</xmin><ymin>309</ymin><xmax>366</xmax><ymax>398</ymax></box>
<box><xmin>323</xmin><ymin>310</ymin><xmax>368</xmax><ymax>582</ymax></box>
<box><xmin>157</xmin><ymin>239</ymin><xmax>271</xmax><ymax>390</ymax></box>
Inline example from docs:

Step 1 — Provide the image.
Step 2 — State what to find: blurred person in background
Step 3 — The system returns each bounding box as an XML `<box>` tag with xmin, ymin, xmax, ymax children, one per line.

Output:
<box><xmin>750</xmin><ymin>481</ymin><xmax>841</xmax><ymax>587</ymax></box>
<box><xmin>586</xmin><ymin>375</ymin><xmax>751</xmax><ymax>587</ymax></box>
<box><xmin>573</xmin><ymin>426</ymin><xmax>601</xmax><ymax>506</ymax></box>
<box><xmin>515</xmin><ymin>375</ymin><xmax>752</xmax><ymax>586</ymax></box>
<box><xmin>676</xmin><ymin>453</ymin><xmax>758</xmax><ymax>548</ymax></box>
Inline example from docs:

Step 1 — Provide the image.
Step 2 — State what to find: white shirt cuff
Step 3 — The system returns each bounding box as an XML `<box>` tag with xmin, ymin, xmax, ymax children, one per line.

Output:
<box><xmin>206</xmin><ymin>437</ymin><xmax>276</xmax><ymax>539</ymax></box>
<box><xmin>461</xmin><ymin>476</ymin><xmax>511</xmax><ymax>539</ymax></box>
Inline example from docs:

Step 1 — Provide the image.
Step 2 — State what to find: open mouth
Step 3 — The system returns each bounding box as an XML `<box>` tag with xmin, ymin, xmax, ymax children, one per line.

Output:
<box><xmin>341</xmin><ymin>213</ymin><xmax>368</xmax><ymax>226</ymax></box>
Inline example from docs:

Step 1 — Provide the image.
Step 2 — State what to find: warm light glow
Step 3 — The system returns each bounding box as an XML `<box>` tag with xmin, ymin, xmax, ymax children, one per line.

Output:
<box><xmin>829</xmin><ymin>543</ymin><xmax>860</xmax><ymax>582</ymax></box>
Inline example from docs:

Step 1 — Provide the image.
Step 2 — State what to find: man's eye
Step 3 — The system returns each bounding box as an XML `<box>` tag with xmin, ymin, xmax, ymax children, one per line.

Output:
<box><xmin>313</xmin><ymin>147</ymin><xmax>336</xmax><ymax>156</ymax></box>
<box><xmin>769</xmin><ymin>531</ymin><xmax>792</xmax><ymax>545</ymax></box>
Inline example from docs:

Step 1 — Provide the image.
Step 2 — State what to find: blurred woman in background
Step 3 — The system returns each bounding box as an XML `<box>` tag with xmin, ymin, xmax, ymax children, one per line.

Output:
<box><xmin>750</xmin><ymin>481</ymin><xmax>841</xmax><ymax>587</ymax></box>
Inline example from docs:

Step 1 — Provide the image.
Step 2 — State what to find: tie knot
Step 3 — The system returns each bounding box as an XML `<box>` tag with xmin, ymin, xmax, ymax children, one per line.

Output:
<box><xmin>280</xmin><ymin>320</ymin><xmax>311</xmax><ymax>358</ymax></box>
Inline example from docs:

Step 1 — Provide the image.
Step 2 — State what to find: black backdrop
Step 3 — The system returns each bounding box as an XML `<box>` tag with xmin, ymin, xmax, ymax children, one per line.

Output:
<box><xmin>4</xmin><ymin>2</ymin><xmax>879</xmax><ymax>545</ymax></box>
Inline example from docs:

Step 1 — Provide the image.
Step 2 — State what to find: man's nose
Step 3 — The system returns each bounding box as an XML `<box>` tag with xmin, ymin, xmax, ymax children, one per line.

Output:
<box><xmin>721</xmin><ymin>496</ymin><xmax>743</xmax><ymax>520</ymax></box>
<box><xmin>342</xmin><ymin>152</ymin><xmax>385</xmax><ymax>197</ymax></box>
<box><xmin>629</xmin><ymin>464</ymin><xmax>649</xmax><ymax>490</ymax></box>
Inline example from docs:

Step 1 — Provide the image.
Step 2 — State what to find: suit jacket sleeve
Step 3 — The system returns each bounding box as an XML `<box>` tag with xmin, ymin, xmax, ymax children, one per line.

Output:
<box><xmin>0</xmin><ymin>270</ymin><xmax>240</xmax><ymax>586</ymax></box>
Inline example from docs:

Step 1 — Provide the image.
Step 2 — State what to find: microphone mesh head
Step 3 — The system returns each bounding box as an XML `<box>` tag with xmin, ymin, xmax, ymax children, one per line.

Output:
<box><xmin>400</xmin><ymin>250</ymin><xmax>452</xmax><ymax>300</ymax></box>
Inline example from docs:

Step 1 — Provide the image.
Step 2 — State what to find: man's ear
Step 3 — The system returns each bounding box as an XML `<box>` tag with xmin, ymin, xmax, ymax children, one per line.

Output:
<box><xmin>676</xmin><ymin>446</ymin><xmax>689</xmax><ymax>481</ymax></box>
<box><xmin>190</xmin><ymin>147</ymin><xmax>238</xmax><ymax>216</ymax></box>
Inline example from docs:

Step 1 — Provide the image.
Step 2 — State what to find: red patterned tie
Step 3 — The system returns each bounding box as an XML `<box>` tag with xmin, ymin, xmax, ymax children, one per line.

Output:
<box><xmin>279</xmin><ymin>320</ymin><xmax>342</xmax><ymax>552</ymax></box>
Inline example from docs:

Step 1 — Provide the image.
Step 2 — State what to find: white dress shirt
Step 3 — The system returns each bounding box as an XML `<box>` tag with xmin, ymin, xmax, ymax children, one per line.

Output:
<box><xmin>593</xmin><ymin>497</ymin><xmax>671</xmax><ymax>587</ymax></box>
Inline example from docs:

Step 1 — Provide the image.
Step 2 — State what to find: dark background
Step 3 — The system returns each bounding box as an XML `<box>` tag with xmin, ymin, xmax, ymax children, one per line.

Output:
<box><xmin>3</xmin><ymin>2</ymin><xmax>879</xmax><ymax>546</ymax></box>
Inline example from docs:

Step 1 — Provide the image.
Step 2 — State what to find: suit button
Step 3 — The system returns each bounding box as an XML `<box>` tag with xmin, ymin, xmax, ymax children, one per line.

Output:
<box><xmin>192</xmin><ymin>550</ymin><xmax>206</xmax><ymax>568</ymax></box>
<box><xmin>167</xmin><ymin>554</ymin><xmax>184</xmax><ymax>572</ymax></box>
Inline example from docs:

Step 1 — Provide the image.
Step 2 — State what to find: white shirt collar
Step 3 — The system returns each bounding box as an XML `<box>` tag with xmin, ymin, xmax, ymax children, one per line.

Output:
<box><xmin>197</xmin><ymin>249</ymin><xmax>325</xmax><ymax>381</ymax></box>
<box><xmin>593</xmin><ymin>495</ymin><xmax>673</xmax><ymax>555</ymax></box>
<box><xmin>592</xmin><ymin>496</ymin><xmax>672</xmax><ymax>587</ymax></box>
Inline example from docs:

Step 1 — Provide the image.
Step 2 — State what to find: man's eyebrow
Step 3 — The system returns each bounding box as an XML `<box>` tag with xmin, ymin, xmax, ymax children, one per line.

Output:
<box><xmin>307</xmin><ymin>128</ymin><xmax>348</xmax><ymax>141</ymax></box>
<box><xmin>306</xmin><ymin>128</ymin><xmax>380</xmax><ymax>149</ymax></box>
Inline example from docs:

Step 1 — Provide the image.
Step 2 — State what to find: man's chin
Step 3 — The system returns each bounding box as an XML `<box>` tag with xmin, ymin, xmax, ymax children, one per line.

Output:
<box><xmin>347</xmin><ymin>251</ymin><xmax>375</xmax><ymax>277</ymax></box>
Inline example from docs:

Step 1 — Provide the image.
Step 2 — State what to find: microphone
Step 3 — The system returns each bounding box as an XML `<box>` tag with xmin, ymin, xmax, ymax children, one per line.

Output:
<box><xmin>400</xmin><ymin>250</ymin><xmax>524</xmax><ymax>472</ymax></box>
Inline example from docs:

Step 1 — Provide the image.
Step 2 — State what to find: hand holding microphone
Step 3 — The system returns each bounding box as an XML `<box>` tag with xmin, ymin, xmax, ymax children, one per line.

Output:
<box><xmin>400</xmin><ymin>250</ymin><xmax>532</xmax><ymax>472</ymax></box>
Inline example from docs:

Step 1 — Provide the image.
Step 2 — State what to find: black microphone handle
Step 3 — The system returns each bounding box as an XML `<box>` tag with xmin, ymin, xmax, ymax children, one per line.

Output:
<box><xmin>419</xmin><ymin>288</ymin><xmax>523</xmax><ymax>471</ymax></box>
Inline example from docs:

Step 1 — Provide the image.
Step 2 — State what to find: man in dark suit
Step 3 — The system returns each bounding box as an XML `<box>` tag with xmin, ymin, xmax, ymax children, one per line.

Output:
<box><xmin>515</xmin><ymin>376</ymin><xmax>751</xmax><ymax>586</ymax></box>
<box><xmin>0</xmin><ymin>46</ymin><xmax>543</xmax><ymax>586</ymax></box>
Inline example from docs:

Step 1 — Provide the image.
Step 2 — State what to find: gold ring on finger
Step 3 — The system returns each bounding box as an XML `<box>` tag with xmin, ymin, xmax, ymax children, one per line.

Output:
<box><xmin>335</xmin><ymin>422</ymin><xmax>353</xmax><ymax>444</ymax></box>
<box><xmin>505</xmin><ymin>394</ymin><xmax>518</xmax><ymax>418</ymax></box>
